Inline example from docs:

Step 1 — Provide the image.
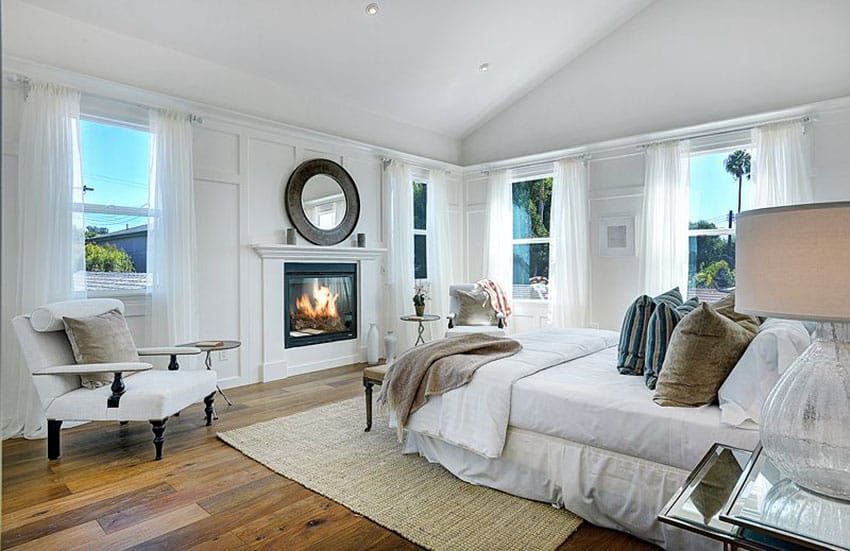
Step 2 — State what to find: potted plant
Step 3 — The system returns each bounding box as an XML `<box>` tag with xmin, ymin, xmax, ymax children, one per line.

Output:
<box><xmin>413</xmin><ymin>280</ymin><xmax>430</xmax><ymax>317</ymax></box>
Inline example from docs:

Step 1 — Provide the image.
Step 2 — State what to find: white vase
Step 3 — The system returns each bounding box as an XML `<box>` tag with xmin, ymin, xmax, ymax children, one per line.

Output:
<box><xmin>366</xmin><ymin>323</ymin><xmax>380</xmax><ymax>366</ymax></box>
<box><xmin>384</xmin><ymin>330</ymin><xmax>397</xmax><ymax>364</ymax></box>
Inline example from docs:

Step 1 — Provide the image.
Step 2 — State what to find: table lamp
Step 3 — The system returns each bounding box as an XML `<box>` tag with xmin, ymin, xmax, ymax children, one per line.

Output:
<box><xmin>736</xmin><ymin>201</ymin><xmax>850</xmax><ymax>500</ymax></box>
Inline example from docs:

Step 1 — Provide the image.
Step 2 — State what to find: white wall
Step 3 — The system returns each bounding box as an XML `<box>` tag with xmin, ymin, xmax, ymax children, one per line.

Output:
<box><xmin>462</xmin><ymin>0</ymin><xmax>850</xmax><ymax>164</ymax></box>
<box><xmin>1</xmin><ymin>69</ymin><xmax>465</xmax><ymax>389</ymax></box>
<box><xmin>2</xmin><ymin>0</ymin><xmax>461</xmax><ymax>164</ymax></box>
<box><xmin>463</xmin><ymin>100</ymin><xmax>850</xmax><ymax>331</ymax></box>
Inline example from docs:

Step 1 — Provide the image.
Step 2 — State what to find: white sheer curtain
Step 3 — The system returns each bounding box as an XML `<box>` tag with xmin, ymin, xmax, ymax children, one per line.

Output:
<box><xmin>750</xmin><ymin>120</ymin><xmax>813</xmax><ymax>209</ymax></box>
<box><xmin>146</xmin><ymin>110</ymin><xmax>199</xmax><ymax>352</ymax></box>
<box><xmin>548</xmin><ymin>158</ymin><xmax>590</xmax><ymax>328</ymax></box>
<box><xmin>425</xmin><ymin>169</ymin><xmax>455</xmax><ymax>338</ymax></box>
<box><xmin>385</xmin><ymin>160</ymin><xmax>417</xmax><ymax>351</ymax></box>
<box><xmin>639</xmin><ymin>141</ymin><xmax>690</xmax><ymax>296</ymax></box>
<box><xmin>482</xmin><ymin>169</ymin><xmax>513</xmax><ymax>296</ymax></box>
<box><xmin>2</xmin><ymin>82</ymin><xmax>84</xmax><ymax>439</ymax></box>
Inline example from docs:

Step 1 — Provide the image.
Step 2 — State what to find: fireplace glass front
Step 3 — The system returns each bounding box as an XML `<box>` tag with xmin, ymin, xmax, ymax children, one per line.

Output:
<box><xmin>284</xmin><ymin>263</ymin><xmax>357</xmax><ymax>348</ymax></box>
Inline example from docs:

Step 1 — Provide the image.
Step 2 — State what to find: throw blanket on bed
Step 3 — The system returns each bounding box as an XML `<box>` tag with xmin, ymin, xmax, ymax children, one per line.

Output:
<box><xmin>475</xmin><ymin>278</ymin><xmax>512</xmax><ymax>325</ymax></box>
<box><xmin>399</xmin><ymin>328</ymin><xmax>620</xmax><ymax>458</ymax></box>
<box><xmin>377</xmin><ymin>333</ymin><xmax>522</xmax><ymax>438</ymax></box>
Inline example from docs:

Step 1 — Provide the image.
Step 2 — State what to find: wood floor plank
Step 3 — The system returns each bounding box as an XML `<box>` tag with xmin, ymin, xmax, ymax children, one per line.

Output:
<box><xmin>2</xmin><ymin>362</ymin><xmax>657</xmax><ymax>551</ymax></box>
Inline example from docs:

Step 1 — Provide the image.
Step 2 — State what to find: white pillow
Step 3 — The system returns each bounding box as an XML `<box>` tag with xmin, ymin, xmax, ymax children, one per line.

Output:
<box><xmin>718</xmin><ymin>318</ymin><xmax>811</xmax><ymax>429</ymax></box>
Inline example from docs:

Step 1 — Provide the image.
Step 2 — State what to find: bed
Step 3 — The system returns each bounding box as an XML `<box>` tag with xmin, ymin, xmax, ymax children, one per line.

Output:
<box><xmin>393</xmin><ymin>328</ymin><xmax>761</xmax><ymax>550</ymax></box>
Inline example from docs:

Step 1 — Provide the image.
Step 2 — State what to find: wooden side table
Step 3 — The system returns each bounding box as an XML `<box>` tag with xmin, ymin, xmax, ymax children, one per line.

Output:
<box><xmin>178</xmin><ymin>340</ymin><xmax>241</xmax><ymax>416</ymax></box>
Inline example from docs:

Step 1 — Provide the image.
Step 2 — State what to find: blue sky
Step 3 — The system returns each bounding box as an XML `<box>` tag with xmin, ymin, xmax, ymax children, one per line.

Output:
<box><xmin>689</xmin><ymin>150</ymin><xmax>751</xmax><ymax>227</ymax></box>
<box><xmin>80</xmin><ymin>120</ymin><xmax>150</xmax><ymax>233</ymax></box>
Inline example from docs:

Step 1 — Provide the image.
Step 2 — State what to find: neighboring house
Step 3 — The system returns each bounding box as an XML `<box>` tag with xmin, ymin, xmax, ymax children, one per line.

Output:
<box><xmin>88</xmin><ymin>224</ymin><xmax>147</xmax><ymax>272</ymax></box>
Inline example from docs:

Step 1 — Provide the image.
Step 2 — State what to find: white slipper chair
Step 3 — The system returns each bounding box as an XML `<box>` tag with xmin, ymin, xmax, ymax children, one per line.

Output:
<box><xmin>12</xmin><ymin>299</ymin><xmax>218</xmax><ymax>461</ymax></box>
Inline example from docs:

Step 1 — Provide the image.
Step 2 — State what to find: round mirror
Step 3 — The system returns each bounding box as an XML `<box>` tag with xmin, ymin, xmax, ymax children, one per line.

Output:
<box><xmin>285</xmin><ymin>159</ymin><xmax>361</xmax><ymax>246</ymax></box>
<box><xmin>300</xmin><ymin>174</ymin><xmax>347</xmax><ymax>230</ymax></box>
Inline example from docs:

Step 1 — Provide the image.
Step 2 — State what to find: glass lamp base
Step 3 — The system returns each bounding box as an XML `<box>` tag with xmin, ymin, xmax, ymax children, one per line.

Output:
<box><xmin>759</xmin><ymin>322</ymin><xmax>850</xmax><ymax>500</ymax></box>
<box><xmin>762</xmin><ymin>479</ymin><xmax>850</xmax><ymax>544</ymax></box>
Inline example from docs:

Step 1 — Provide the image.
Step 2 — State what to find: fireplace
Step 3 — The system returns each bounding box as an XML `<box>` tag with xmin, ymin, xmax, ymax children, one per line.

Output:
<box><xmin>284</xmin><ymin>262</ymin><xmax>357</xmax><ymax>348</ymax></box>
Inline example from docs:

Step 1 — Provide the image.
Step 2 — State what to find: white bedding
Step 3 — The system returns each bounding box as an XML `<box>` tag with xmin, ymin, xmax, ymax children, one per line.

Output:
<box><xmin>401</xmin><ymin>328</ymin><xmax>619</xmax><ymax>458</ymax></box>
<box><xmin>509</xmin><ymin>346</ymin><xmax>759</xmax><ymax>470</ymax></box>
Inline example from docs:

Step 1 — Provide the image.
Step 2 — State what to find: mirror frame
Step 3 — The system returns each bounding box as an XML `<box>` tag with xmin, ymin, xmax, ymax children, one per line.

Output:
<box><xmin>284</xmin><ymin>159</ymin><xmax>361</xmax><ymax>246</ymax></box>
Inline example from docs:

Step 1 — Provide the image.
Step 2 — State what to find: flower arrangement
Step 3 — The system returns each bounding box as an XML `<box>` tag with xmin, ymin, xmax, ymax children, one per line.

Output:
<box><xmin>413</xmin><ymin>280</ymin><xmax>430</xmax><ymax>316</ymax></box>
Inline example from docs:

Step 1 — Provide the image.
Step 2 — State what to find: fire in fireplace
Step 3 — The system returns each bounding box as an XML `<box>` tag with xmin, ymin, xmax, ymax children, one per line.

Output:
<box><xmin>284</xmin><ymin>263</ymin><xmax>357</xmax><ymax>348</ymax></box>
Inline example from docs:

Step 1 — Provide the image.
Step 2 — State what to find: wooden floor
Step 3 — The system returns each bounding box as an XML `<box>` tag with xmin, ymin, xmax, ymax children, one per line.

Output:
<box><xmin>2</xmin><ymin>364</ymin><xmax>658</xmax><ymax>550</ymax></box>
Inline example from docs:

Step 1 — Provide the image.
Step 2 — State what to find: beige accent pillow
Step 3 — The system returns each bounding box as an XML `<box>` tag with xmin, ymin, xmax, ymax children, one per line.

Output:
<box><xmin>454</xmin><ymin>288</ymin><xmax>497</xmax><ymax>326</ymax></box>
<box><xmin>653</xmin><ymin>302</ymin><xmax>757</xmax><ymax>407</ymax></box>
<box><xmin>62</xmin><ymin>309</ymin><xmax>140</xmax><ymax>389</ymax></box>
<box><xmin>712</xmin><ymin>293</ymin><xmax>761</xmax><ymax>334</ymax></box>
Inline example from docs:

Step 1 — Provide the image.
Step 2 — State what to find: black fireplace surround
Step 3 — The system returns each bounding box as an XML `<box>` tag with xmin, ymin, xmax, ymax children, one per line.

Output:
<box><xmin>284</xmin><ymin>262</ymin><xmax>357</xmax><ymax>348</ymax></box>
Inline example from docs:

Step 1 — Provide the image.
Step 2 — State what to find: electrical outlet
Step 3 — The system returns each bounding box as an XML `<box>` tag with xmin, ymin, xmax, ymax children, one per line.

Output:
<box><xmin>218</xmin><ymin>350</ymin><xmax>228</xmax><ymax>361</ymax></box>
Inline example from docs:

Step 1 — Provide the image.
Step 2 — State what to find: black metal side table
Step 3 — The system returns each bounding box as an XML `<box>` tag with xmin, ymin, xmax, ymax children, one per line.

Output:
<box><xmin>178</xmin><ymin>340</ymin><xmax>241</xmax><ymax>413</ymax></box>
<box><xmin>400</xmin><ymin>314</ymin><xmax>440</xmax><ymax>346</ymax></box>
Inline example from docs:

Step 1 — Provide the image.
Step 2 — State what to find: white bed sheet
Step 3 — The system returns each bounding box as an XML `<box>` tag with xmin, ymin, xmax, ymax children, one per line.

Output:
<box><xmin>508</xmin><ymin>346</ymin><xmax>760</xmax><ymax>471</ymax></box>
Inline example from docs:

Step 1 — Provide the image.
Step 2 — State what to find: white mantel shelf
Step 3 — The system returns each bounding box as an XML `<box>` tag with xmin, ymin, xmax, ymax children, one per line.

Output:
<box><xmin>251</xmin><ymin>244</ymin><xmax>387</xmax><ymax>260</ymax></box>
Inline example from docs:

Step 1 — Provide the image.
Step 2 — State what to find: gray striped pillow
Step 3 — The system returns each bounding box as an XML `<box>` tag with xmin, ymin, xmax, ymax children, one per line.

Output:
<box><xmin>645</xmin><ymin>297</ymin><xmax>699</xmax><ymax>389</ymax></box>
<box><xmin>617</xmin><ymin>288</ymin><xmax>683</xmax><ymax>375</ymax></box>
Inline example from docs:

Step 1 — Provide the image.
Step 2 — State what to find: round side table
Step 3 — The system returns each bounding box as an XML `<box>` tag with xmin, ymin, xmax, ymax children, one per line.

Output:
<box><xmin>400</xmin><ymin>314</ymin><xmax>441</xmax><ymax>346</ymax></box>
<box><xmin>178</xmin><ymin>340</ymin><xmax>241</xmax><ymax>412</ymax></box>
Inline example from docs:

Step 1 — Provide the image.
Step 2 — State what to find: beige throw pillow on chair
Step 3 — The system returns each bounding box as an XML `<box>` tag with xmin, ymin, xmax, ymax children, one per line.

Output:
<box><xmin>62</xmin><ymin>308</ymin><xmax>140</xmax><ymax>389</ymax></box>
<box><xmin>454</xmin><ymin>288</ymin><xmax>498</xmax><ymax>326</ymax></box>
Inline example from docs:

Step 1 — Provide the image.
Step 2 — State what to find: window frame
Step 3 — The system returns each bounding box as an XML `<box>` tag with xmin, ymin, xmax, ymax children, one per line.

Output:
<box><xmin>510</xmin><ymin>172</ymin><xmax>554</xmax><ymax>302</ymax></box>
<box><xmin>686</xmin><ymin>142</ymin><xmax>751</xmax><ymax>298</ymax></box>
<box><xmin>77</xmin><ymin>111</ymin><xmax>155</xmax><ymax>298</ymax></box>
<box><xmin>412</xmin><ymin>178</ymin><xmax>428</xmax><ymax>281</ymax></box>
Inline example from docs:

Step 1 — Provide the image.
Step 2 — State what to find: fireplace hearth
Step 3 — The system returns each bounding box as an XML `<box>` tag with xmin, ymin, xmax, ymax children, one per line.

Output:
<box><xmin>284</xmin><ymin>263</ymin><xmax>357</xmax><ymax>348</ymax></box>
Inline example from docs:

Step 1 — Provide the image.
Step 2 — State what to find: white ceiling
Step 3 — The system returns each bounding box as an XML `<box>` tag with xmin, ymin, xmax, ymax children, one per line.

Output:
<box><xmin>20</xmin><ymin>0</ymin><xmax>654</xmax><ymax>139</ymax></box>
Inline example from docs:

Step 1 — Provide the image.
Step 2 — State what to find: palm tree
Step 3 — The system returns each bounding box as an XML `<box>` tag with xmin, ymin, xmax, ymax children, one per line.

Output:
<box><xmin>724</xmin><ymin>150</ymin><xmax>751</xmax><ymax>213</ymax></box>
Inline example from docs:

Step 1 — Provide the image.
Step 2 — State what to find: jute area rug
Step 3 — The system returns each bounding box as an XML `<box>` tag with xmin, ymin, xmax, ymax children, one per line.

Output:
<box><xmin>218</xmin><ymin>398</ymin><xmax>582</xmax><ymax>551</ymax></box>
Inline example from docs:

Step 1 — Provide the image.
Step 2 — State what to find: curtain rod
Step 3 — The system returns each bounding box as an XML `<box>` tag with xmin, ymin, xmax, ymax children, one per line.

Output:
<box><xmin>5</xmin><ymin>72</ymin><xmax>204</xmax><ymax>125</ymax></box>
<box><xmin>480</xmin><ymin>153</ymin><xmax>591</xmax><ymax>175</ymax></box>
<box><xmin>381</xmin><ymin>156</ymin><xmax>452</xmax><ymax>176</ymax></box>
<box><xmin>635</xmin><ymin>115</ymin><xmax>812</xmax><ymax>150</ymax></box>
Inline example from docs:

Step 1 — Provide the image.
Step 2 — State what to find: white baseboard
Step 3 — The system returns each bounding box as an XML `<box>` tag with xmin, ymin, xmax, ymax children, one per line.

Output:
<box><xmin>260</xmin><ymin>360</ymin><xmax>288</xmax><ymax>383</ymax></box>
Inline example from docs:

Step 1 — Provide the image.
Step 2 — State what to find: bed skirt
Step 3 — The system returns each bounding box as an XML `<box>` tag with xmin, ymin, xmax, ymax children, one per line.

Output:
<box><xmin>404</xmin><ymin>426</ymin><xmax>722</xmax><ymax>551</ymax></box>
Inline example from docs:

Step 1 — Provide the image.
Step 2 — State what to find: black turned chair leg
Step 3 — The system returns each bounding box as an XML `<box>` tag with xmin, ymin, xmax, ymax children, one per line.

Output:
<box><xmin>47</xmin><ymin>420</ymin><xmax>62</xmax><ymax>460</ymax></box>
<box><xmin>149</xmin><ymin>418</ymin><xmax>167</xmax><ymax>460</ymax></box>
<box><xmin>203</xmin><ymin>392</ymin><xmax>216</xmax><ymax>426</ymax></box>
<box><xmin>119</xmin><ymin>421</ymin><xmax>129</xmax><ymax>425</ymax></box>
<box><xmin>364</xmin><ymin>380</ymin><xmax>374</xmax><ymax>432</ymax></box>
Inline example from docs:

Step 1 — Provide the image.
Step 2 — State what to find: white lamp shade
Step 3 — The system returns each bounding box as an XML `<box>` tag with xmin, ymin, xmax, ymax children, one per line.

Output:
<box><xmin>736</xmin><ymin>201</ymin><xmax>850</xmax><ymax>322</ymax></box>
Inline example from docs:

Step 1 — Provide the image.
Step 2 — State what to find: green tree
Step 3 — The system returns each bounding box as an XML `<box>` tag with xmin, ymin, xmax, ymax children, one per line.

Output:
<box><xmin>85</xmin><ymin>243</ymin><xmax>136</xmax><ymax>272</ymax></box>
<box><xmin>695</xmin><ymin>260</ymin><xmax>735</xmax><ymax>290</ymax></box>
<box><xmin>724</xmin><ymin>150</ymin><xmax>751</xmax><ymax>214</ymax></box>
<box><xmin>85</xmin><ymin>225</ymin><xmax>109</xmax><ymax>239</ymax></box>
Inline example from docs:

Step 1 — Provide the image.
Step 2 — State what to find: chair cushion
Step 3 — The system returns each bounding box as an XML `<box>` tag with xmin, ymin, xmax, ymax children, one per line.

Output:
<box><xmin>30</xmin><ymin>299</ymin><xmax>125</xmax><ymax>332</ymax></box>
<box><xmin>45</xmin><ymin>369</ymin><xmax>218</xmax><ymax>421</ymax></box>
<box><xmin>446</xmin><ymin>326</ymin><xmax>506</xmax><ymax>338</ymax></box>
<box><xmin>454</xmin><ymin>288</ymin><xmax>498</xmax><ymax>326</ymax></box>
<box><xmin>62</xmin><ymin>309</ymin><xmax>140</xmax><ymax>389</ymax></box>
<box><xmin>363</xmin><ymin>365</ymin><xmax>388</xmax><ymax>381</ymax></box>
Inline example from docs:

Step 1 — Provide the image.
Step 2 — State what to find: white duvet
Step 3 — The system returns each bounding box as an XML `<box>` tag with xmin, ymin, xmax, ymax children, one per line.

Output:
<box><xmin>396</xmin><ymin>328</ymin><xmax>619</xmax><ymax>458</ymax></box>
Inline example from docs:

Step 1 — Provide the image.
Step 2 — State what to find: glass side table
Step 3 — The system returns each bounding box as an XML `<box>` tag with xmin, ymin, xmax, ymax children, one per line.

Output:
<box><xmin>720</xmin><ymin>444</ymin><xmax>850</xmax><ymax>551</ymax></box>
<box><xmin>659</xmin><ymin>443</ymin><xmax>759</xmax><ymax>550</ymax></box>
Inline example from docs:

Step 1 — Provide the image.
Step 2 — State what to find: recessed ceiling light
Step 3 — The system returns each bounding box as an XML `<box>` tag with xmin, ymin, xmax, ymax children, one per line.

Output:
<box><xmin>365</xmin><ymin>3</ymin><xmax>379</xmax><ymax>15</ymax></box>
<box><xmin>479</xmin><ymin>63</ymin><xmax>490</xmax><ymax>72</ymax></box>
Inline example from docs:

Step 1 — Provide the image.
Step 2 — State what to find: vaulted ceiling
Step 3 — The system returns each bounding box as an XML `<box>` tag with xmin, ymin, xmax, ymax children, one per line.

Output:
<box><xmin>19</xmin><ymin>0</ymin><xmax>655</xmax><ymax>139</ymax></box>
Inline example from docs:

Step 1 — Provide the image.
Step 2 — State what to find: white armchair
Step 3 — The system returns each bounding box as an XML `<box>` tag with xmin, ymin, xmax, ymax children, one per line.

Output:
<box><xmin>13</xmin><ymin>299</ymin><xmax>218</xmax><ymax>461</ymax></box>
<box><xmin>445</xmin><ymin>284</ymin><xmax>506</xmax><ymax>338</ymax></box>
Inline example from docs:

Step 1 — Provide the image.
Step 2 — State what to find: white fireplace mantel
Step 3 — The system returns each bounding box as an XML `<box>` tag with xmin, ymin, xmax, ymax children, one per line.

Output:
<box><xmin>251</xmin><ymin>243</ymin><xmax>387</xmax><ymax>382</ymax></box>
<box><xmin>251</xmin><ymin>244</ymin><xmax>387</xmax><ymax>260</ymax></box>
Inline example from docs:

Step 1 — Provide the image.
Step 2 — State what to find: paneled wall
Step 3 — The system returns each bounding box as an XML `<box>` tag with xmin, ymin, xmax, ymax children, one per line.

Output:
<box><xmin>462</xmin><ymin>99</ymin><xmax>850</xmax><ymax>331</ymax></box>
<box><xmin>1</xmin><ymin>77</ymin><xmax>464</xmax><ymax>390</ymax></box>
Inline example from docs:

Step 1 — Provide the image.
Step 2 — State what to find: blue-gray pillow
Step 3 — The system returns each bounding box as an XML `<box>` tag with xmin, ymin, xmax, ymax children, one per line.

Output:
<box><xmin>645</xmin><ymin>297</ymin><xmax>699</xmax><ymax>389</ymax></box>
<box><xmin>617</xmin><ymin>288</ymin><xmax>683</xmax><ymax>375</ymax></box>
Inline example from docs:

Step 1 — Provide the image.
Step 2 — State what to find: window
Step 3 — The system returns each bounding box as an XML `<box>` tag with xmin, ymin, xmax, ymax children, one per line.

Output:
<box><xmin>78</xmin><ymin>118</ymin><xmax>153</xmax><ymax>294</ymax></box>
<box><xmin>688</xmin><ymin>148</ymin><xmax>751</xmax><ymax>300</ymax></box>
<box><xmin>413</xmin><ymin>180</ymin><xmax>427</xmax><ymax>279</ymax></box>
<box><xmin>512</xmin><ymin>176</ymin><xmax>553</xmax><ymax>300</ymax></box>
